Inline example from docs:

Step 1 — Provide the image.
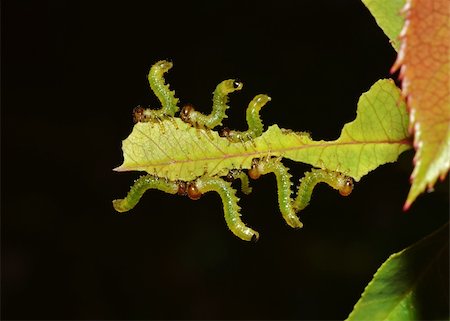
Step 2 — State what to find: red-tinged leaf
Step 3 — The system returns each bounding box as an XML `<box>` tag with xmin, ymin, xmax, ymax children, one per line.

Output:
<box><xmin>391</xmin><ymin>0</ymin><xmax>450</xmax><ymax>209</ymax></box>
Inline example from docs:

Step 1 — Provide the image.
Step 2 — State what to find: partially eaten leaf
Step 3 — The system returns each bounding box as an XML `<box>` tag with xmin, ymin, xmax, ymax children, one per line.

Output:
<box><xmin>116</xmin><ymin>79</ymin><xmax>410</xmax><ymax>182</ymax></box>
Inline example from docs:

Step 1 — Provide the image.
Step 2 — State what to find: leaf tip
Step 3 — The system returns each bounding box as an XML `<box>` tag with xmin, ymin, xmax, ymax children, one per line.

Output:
<box><xmin>403</xmin><ymin>200</ymin><xmax>411</xmax><ymax>211</ymax></box>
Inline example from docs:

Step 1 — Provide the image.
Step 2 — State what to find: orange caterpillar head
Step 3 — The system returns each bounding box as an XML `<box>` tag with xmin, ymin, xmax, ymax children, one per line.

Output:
<box><xmin>336</xmin><ymin>175</ymin><xmax>354</xmax><ymax>196</ymax></box>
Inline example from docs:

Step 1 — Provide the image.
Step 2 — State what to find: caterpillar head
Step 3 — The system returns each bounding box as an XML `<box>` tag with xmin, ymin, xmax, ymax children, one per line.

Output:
<box><xmin>180</xmin><ymin>104</ymin><xmax>195</xmax><ymax>123</ymax></box>
<box><xmin>337</xmin><ymin>175</ymin><xmax>354</xmax><ymax>196</ymax></box>
<box><xmin>132</xmin><ymin>106</ymin><xmax>145</xmax><ymax>123</ymax></box>
<box><xmin>187</xmin><ymin>182</ymin><xmax>202</xmax><ymax>200</ymax></box>
<box><xmin>177</xmin><ymin>181</ymin><xmax>188</xmax><ymax>196</ymax></box>
<box><xmin>248</xmin><ymin>159</ymin><xmax>262</xmax><ymax>180</ymax></box>
<box><xmin>222</xmin><ymin>79</ymin><xmax>243</xmax><ymax>94</ymax></box>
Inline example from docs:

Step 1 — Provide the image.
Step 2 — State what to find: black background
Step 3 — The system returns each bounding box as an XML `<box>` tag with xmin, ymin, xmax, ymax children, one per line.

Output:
<box><xmin>2</xmin><ymin>0</ymin><xmax>448</xmax><ymax>319</ymax></box>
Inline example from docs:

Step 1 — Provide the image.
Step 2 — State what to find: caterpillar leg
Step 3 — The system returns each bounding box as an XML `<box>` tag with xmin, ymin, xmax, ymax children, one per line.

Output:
<box><xmin>226</xmin><ymin>169</ymin><xmax>252</xmax><ymax>195</ymax></box>
<box><xmin>293</xmin><ymin>169</ymin><xmax>354</xmax><ymax>212</ymax></box>
<box><xmin>180</xmin><ymin>79</ymin><xmax>243</xmax><ymax>129</ymax></box>
<box><xmin>133</xmin><ymin>60</ymin><xmax>180</xmax><ymax>122</ymax></box>
<box><xmin>222</xmin><ymin>94</ymin><xmax>271</xmax><ymax>142</ymax></box>
<box><xmin>113</xmin><ymin>174</ymin><xmax>180</xmax><ymax>212</ymax></box>
<box><xmin>188</xmin><ymin>176</ymin><xmax>259</xmax><ymax>242</ymax></box>
<box><xmin>249</xmin><ymin>158</ymin><xmax>303</xmax><ymax>229</ymax></box>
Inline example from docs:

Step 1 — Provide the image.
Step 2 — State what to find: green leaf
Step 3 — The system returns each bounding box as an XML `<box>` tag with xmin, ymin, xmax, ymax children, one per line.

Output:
<box><xmin>361</xmin><ymin>0</ymin><xmax>406</xmax><ymax>51</ymax></box>
<box><xmin>346</xmin><ymin>222</ymin><xmax>449</xmax><ymax>321</ymax></box>
<box><xmin>115</xmin><ymin>79</ymin><xmax>411</xmax><ymax>182</ymax></box>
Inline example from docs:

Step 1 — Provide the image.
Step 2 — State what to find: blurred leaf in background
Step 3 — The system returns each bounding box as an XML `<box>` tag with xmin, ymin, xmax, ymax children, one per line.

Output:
<box><xmin>346</xmin><ymin>223</ymin><xmax>449</xmax><ymax>320</ymax></box>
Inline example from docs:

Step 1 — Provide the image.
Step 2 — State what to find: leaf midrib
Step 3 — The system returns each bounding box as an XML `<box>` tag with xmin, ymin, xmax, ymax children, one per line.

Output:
<box><xmin>127</xmin><ymin>138</ymin><xmax>411</xmax><ymax>167</ymax></box>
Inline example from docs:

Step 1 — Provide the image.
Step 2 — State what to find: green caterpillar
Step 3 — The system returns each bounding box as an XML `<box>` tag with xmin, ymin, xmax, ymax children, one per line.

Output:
<box><xmin>113</xmin><ymin>60</ymin><xmax>356</xmax><ymax>241</ymax></box>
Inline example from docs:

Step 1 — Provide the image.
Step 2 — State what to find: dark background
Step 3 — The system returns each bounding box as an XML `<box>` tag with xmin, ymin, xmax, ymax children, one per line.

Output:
<box><xmin>2</xmin><ymin>0</ymin><xmax>448</xmax><ymax>319</ymax></box>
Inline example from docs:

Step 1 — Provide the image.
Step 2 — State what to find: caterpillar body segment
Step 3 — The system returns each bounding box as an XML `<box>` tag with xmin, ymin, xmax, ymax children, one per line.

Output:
<box><xmin>133</xmin><ymin>60</ymin><xmax>180</xmax><ymax>122</ymax></box>
<box><xmin>113</xmin><ymin>174</ymin><xmax>179</xmax><ymax>213</ymax></box>
<box><xmin>250</xmin><ymin>158</ymin><xmax>303</xmax><ymax>229</ymax></box>
<box><xmin>181</xmin><ymin>79</ymin><xmax>243</xmax><ymax>129</ymax></box>
<box><xmin>148</xmin><ymin>60</ymin><xmax>180</xmax><ymax>116</ymax></box>
<box><xmin>223</xmin><ymin>94</ymin><xmax>271</xmax><ymax>143</ymax></box>
<box><xmin>226</xmin><ymin>169</ymin><xmax>253</xmax><ymax>195</ymax></box>
<box><xmin>293</xmin><ymin>169</ymin><xmax>354</xmax><ymax>212</ymax></box>
<box><xmin>194</xmin><ymin>176</ymin><xmax>259</xmax><ymax>242</ymax></box>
